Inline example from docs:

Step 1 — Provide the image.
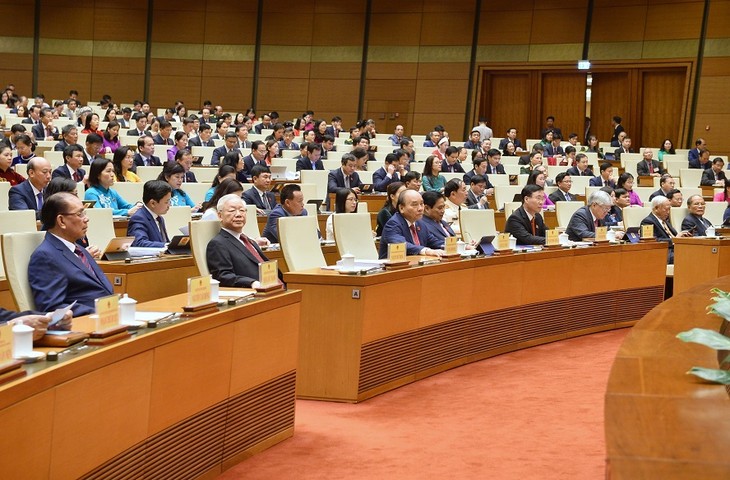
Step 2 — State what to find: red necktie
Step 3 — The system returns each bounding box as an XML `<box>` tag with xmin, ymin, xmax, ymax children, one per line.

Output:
<box><xmin>74</xmin><ymin>246</ymin><xmax>98</xmax><ymax>280</ymax></box>
<box><xmin>240</xmin><ymin>234</ymin><xmax>264</xmax><ymax>263</ymax></box>
<box><xmin>72</xmin><ymin>170</ymin><xmax>81</xmax><ymax>182</ymax></box>
<box><xmin>410</xmin><ymin>224</ymin><xmax>420</xmax><ymax>246</ymax></box>
<box><xmin>594</xmin><ymin>219</ymin><xmax>599</xmax><ymax>229</ymax></box>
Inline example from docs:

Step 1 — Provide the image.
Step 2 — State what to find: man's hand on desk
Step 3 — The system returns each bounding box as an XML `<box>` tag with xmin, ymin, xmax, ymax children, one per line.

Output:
<box><xmin>9</xmin><ymin>310</ymin><xmax>72</xmax><ymax>340</ymax></box>
<box><xmin>255</xmin><ymin>237</ymin><xmax>270</xmax><ymax>247</ymax></box>
<box><xmin>86</xmin><ymin>245</ymin><xmax>102</xmax><ymax>259</ymax></box>
<box><xmin>422</xmin><ymin>248</ymin><xmax>445</xmax><ymax>257</ymax></box>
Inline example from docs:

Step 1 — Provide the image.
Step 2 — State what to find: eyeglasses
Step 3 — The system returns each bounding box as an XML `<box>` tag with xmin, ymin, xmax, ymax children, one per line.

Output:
<box><xmin>61</xmin><ymin>209</ymin><xmax>87</xmax><ymax>219</ymax></box>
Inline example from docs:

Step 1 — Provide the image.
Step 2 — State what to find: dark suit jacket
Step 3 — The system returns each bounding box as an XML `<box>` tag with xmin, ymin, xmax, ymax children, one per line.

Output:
<box><xmin>372</xmin><ymin>167</ymin><xmax>400</xmax><ymax>192</ymax></box>
<box><xmin>127</xmin><ymin>207</ymin><xmax>168</xmax><ymax>247</ymax></box>
<box><xmin>206</xmin><ymin>230</ymin><xmax>270</xmax><ymax>287</ymax></box>
<box><xmin>127</xmin><ymin>128</ymin><xmax>148</xmax><ymax>137</ymax></box>
<box><xmin>295</xmin><ymin>157</ymin><xmax>324</xmax><ymax>171</ymax></box>
<box><xmin>152</xmin><ymin>133</ymin><xmax>173</xmax><ymax>146</ymax></box>
<box><xmin>21</xmin><ymin>118</ymin><xmax>38</xmax><ymax>126</ymax></box>
<box><xmin>279</xmin><ymin>140</ymin><xmax>300</xmax><ymax>152</ymax></box>
<box><xmin>421</xmin><ymin>215</ymin><xmax>455</xmax><ymax>249</ymax></box>
<box><xmin>184</xmin><ymin>170</ymin><xmax>197</xmax><ymax>183</ymax></box>
<box><xmin>486</xmin><ymin>163</ymin><xmax>505</xmax><ymax>175</ymax></box>
<box><xmin>589</xmin><ymin>176</ymin><xmax>616</xmax><ymax>188</ymax></box>
<box><xmin>543</xmin><ymin>144</ymin><xmax>564</xmax><ymax>158</ymax></box>
<box><xmin>243</xmin><ymin>188</ymin><xmax>277</xmax><ymax>211</ymax></box>
<box><xmin>328</xmin><ymin>168</ymin><xmax>364</xmax><ymax>193</ymax></box>
<box><xmin>566</xmin><ymin>205</ymin><xmax>601</xmax><ymax>241</ymax></box>
<box><xmin>681</xmin><ymin>213</ymin><xmax>712</xmax><ymax>237</ymax></box>
<box><xmin>504</xmin><ymin>206</ymin><xmax>546</xmax><ymax>245</ymax></box>
<box><xmin>133</xmin><ymin>153</ymin><xmax>162</xmax><ymax>168</ymax></box>
<box><xmin>243</xmin><ymin>154</ymin><xmax>267</xmax><ymax>177</ymax></box>
<box><xmin>463</xmin><ymin>170</ymin><xmax>494</xmax><ymax>188</ymax></box>
<box><xmin>31</xmin><ymin>123</ymin><xmax>59</xmax><ymax>140</ymax></box>
<box><xmin>548</xmin><ymin>189</ymin><xmax>575</xmax><ymax>203</ymax></box>
<box><xmin>379</xmin><ymin>212</ymin><xmax>430</xmax><ymax>259</ymax></box>
<box><xmin>51</xmin><ymin>164</ymin><xmax>86</xmax><ymax>182</ymax></box>
<box><xmin>636</xmin><ymin>159</ymin><xmax>665</xmax><ymax>176</ymax></box>
<box><xmin>0</xmin><ymin>308</ymin><xmax>42</xmax><ymax>324</ymax></box>
<box><xmin>688</xmin><ymin>148</ymin><xmax>701</xmax><ymax>163</ymax></box>
<box><xmin>53</xmin><ymin>140</ymin><xmax>72</xmax><ymax>152</ymax></box>
<box><xmin>641</xmin><ymin>213</ymin><xmax>676</xmax><ymax>263</ymax></box>
<box><xmin>614</xmin><ymin>147</ymin><xmax>633</xmax><ymax>161</ymax></box>
<box><xmin>498</xmin><ymin>138</ymin><xmax>523</xmax><ymax>150</ymax></box>
<box><xmin>28</xmin><ymin>232</ymin><xmax>114</xmax><ymax>316</ymax></box>
<box><xmin>688</xmin><ymin>157</ymin><xmax>711</xmax><ymax>170</ymax></box>
<box><xmin>441</xmin><ymin>161</ymin><xmax>465</xmax><ymax>173</ymax></box>
<box><xmin>610</xmin><ymin>124</ymin><xmax>625</xmax><ymax>145</ymax></box>
<box><xmin>701</xmin><ymin>168</ymin><xmax>727</xmax><ymax>186</ymax></box>
<box><xmin>212</xmin><ymin>146</ymin><xmax>237</xmax><ymax>165</ymax></box>
<box><xmin>262</xmin><ymin>204</ymin><xmax>308</xmax><ymax>243</ymax></box>
<box><xmin>188</xmin><ymin>137</ymin><xmax>215</xmax><ymax>147</ymax></box>
<box><xmin>566</xmin><ymin>166</ymin><xmax>594</xmax><ymax>177</ymax></box>
<box><xmin>648</xmin><ymin>189</ymin><xmax>670</xmax><ymax>201</ymax></box>
<box><xmin>8</xmin><ymin>181</ymin><xmax>42</xmax><ymax>219</ymax></box>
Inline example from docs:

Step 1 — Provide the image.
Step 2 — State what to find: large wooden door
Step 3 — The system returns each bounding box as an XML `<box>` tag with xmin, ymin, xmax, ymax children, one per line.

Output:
<box><xmin>590</xmin><ymin>71</ymin><xmax>630</xmax><ymax>145</ymax></box>
<box><xmin>480</xmin><ymin>72</ymin><xmax>530</xmax><ymax>143</ymax></box>
<box><xmin>540</xmin><ymin>72</ymin><xmax>586</xmax><ymax>141</ymax></box>
<box><xmin>365</xmin><ymin>100</ymin><xmax>413</xmax><ymax>139</ymax></box>
<box><xmin>637</xmin><ymin>68</ymin><xmax>686</xmax><ymax>149</ymax></box>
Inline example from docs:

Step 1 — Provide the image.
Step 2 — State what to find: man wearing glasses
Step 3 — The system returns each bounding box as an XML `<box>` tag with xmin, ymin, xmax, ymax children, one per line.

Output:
<box><xmin>28</xmin><ymin>192</ymin><xmax>113</xmax><ymax>317</ymax></box>
<box><xmin>566</xmin><ymin>190</ymin><xmax>625</xmax><ymax>242</ymax></box>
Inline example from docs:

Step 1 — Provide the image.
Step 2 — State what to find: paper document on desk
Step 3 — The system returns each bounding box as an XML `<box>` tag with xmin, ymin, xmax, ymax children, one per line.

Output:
<box><xmin>335</xmin><ymin>259</ymin><xmax>386</xmax><ymax>269</ymax></box>
<box><xmin>128</xmin><ymin>247</ymin><xmax>165</xmax><ymax>257</ymax></box>
<box><xmin>135</xmin><ymin>311</ymin><xmax>175</xmax><ymax>322</ymax></box>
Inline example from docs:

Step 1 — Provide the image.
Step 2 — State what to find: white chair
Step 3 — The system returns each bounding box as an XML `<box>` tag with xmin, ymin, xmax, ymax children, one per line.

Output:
<box><xmin>503</xmin><ymin>201</ymin><xmax>521</xmax><ymax>218</ymax></box>
<box><xmin>494</xmin><ymin>185</ymin><xmax>522</xmax><ymax>210</ymax></box>
<box><xmin>191</xmin><ymin>167</ymin><xmax>217</xmax><ymax>183</ymax></box>
<box><xmin>84</xmin><ymin>208</ymin><xmax>116</xmax><ymax>250</ymax></box>
<box><xmin>243</xmin><ymin>205</ymin><xmax>261</xmax><ymax>239</ymax></box>
<box><xmin>441</xmin><ymin>172</ymin><xmax>464</xmax><ymax>184</ymax></box>
<box><xmin>664</xmin><ymin>159</ymin><xmax>686</xmax><ymax>177</ymax></box>
<box><xmin>191</xmin><ymin>146</ymin><xmax>215</xmax><ymax>165</ymax></box>
<box><xmin>0</xmin><ymin>210</ymin><xmax>38</xmax><ymax>280</ymax></box>
<box><xmin>633</xmin><ymin>187</ymin><xmax>654</xmax><ymax>205</ymax></box>
<box><xmin>113</xmin><ymin>182</ymin><xmax>144</xmax><ymax>204</ymax></box>
<box><xmin>489</xmin><ymin>174</ymin><xmax>510</xmax><ymax>186</ymax></box>
<box><xmin>459</xmin><ymin>209</ymin><xmax>496</xmax><ymax>242</ymax></box>
<box><xmin>357</xmin><ymin>201</ymin><xmax>368</xmax><ymax>213</ymax></box>
<box><xmin>1</xmin><ymin>232</ymin><xmax>45</xmax><ymax>311</ymax></box>
<box><xmin>556</xmin><ymin>201</ymin><xmax>584</xmax><ymax>228</ymax></box>
<box><xmin>569</xmin><ymin>176</ymin><xmax>592</xmax><ymax>195</ymax></box>
<box><xmin>0</xmin><ymin>183</ymin><xmax>10</xmax><ymax>210</ymax></box>
<box><xmin>357</xmin><ymin>170</ymin><xmax>374</xmax><ymax>185</ymax></box>
<box><xmin>670</xmin><ymin>207</ymin><xmax>688</xmax><ymax>231</ymax></box>
<box><xmin>44</xmin><ymin>150</ymin><xmax>64</xmax><ymax>163</ymax></box>
<box><xmin>299</xmin><ymin>183</ymin><xmax>319</xmax><ymax>203</ymax></box>
<box><xmin>703</xmin><ymin>201</ymin><xmax>726</xmax><ymax>226</ymax></box>
<box><xmin>271</xmin><ymin>158</ymin><xmax>297</xmax><ymax>171</ymax></box>
<box><xmin>181</xmin><ymin>183</ymin><xmax>211</xmax><ymax>205</ymax></box>
<box><xmin>135</xmin><ymin>166</ymin><xmax>162</xmax><ymax>183</ymax></box>
<box><xmin>189</xmin><ymin>220</ymin><xmax>221</xmax><ymax>276</ymax></box>
<box><xmin>334</xmin><ymin>213</ymin><xmax>378</xmax><ymax>260</ymax></box>
<box><xmin>279</xmin><ymin>215</ymin><xmax>326</xmax><ymax>271</ymax></box>
<box><xmin>681</xmin><ymin>187</ymin><xmax>702</xmax><ymax>202</ymax></box>
<box><xmin>165</xmin><ymin>206</ymin><xmax>192</xmax><ymax>237</ymax></box>
<box><xmin>300</xmin><ymin>170</ymin><xmax>329</xmax><ymax>201</ymax></box>
<box><xmin>680</xmin><ymin>168</ymin><xmax>703</xmax><ymax>189</ymax></box>
<box><xmin>622</xmin><ymin>206</ymin><xmax>653</xmax><ymax>228</ymax></box>
<box><xmin>322</xmin><ymin>159</ymin><xmax>341</xmax><ymax>170</ymax></box>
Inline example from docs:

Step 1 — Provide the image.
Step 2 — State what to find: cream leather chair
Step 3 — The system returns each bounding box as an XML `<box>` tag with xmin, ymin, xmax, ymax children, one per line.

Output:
<box><xmin>279</xmin><ymin>215</ymin><xmax>326</xmax><ymax>271</ymax></box>
<box><xmin>84</xmin><ymin>208</ymin><xmax>116</xmax><ymax>249</ymax></box>
<box><xmin>190</xmin><ymin>167</ymin><xmax>217</xmax><ymax>183</ymax></box>
<box><xmin>190</xmin><ymin>146</ymin><xmax>215</xmax><ymax>165</ymax></box>
<box><xmin>0</xmin><ymin>210</ymin><xmax>38</xmax><ymax>281</ymax></box>
<box><xmin>334</xmin><ymin>213</ymin><xmax>378</xmax><ymax>260</ymax></box>
<box><xmin>0</xmin><ymin>182</ymin><xmax>10</xmax><ymax>210</ymax></box>
<box><xmin>459</xmin><ymin>209</ymin><xmax>496</xmax><ymax>242</ymax></box>
<box><xmin>243</xmin><ymin>205</ymin><xmax>261</xmax><ymax>239</ymax></box>
<box><xmin>622</xmin><ymin>206</ymin><xmax>653</xmax><ymax>229</ymax></box>
<box><xmin>556</xmin><ymin>201</ymin><xmax>584</xmax><ymax>228</ymax></box>
<box><xmin>670</xmin><ymin>207</ymin><xmax>688</xmax><ymax>231</ymax></box>
<box><xmin>135</xmin><ymin>166</ymin><xmax>163</xmax><ymax>183</ymax></box>
<box><xmin>703</xmin><ymin>201</ymin><xmax>726</xmax><ymax>226</ymax></box>
<box><xmin>300</xmin><ymin>170</ymin><xmax>329</xmax><ymax>201</ymax></box>
<box><xmin>113</xmin><ymin>182</ymin><xmax>144</xmax><ymax>204</ymax></box>
<box><xmin>503</xmin><ymin>201</ymin><xmax>522</xmax><ymax>218</ymax></box>
<box><xmin>680</xmin><ymin>168</ymin><xmax>703</xmax><ymax>189</ymax></box>
<box><xmin>180</xmin><ymin>183</ymin><xmax>210</xmax><ymax>205</ymax></box>
<box><xmin>2</xmin><ymin>232</ymin><xmax>45</xmax><ymax>311</ymax></box>
<box><xmin>189</xmin><ymin>220</ymin><xmax>221</xmax><ymax>276</ymax></box>
<box><xmin>494</xmin><ymin>185</ymin><xmax>522</xmax><ymax>210</ymax></box>
<box><xmin>165</xmin><ymin>206</ymin><xmax>192</xmax><ymax>238</ymax></box>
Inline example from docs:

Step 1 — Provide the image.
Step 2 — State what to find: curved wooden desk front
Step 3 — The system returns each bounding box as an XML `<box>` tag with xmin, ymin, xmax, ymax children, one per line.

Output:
<box><xmin>605</xmin><ymin>276</ymin><xmax>730</xmax><ymax>479</ymax></box>
<box><xmin>0</xmin><ymin>290</ymin><xmax>300</xmax><ymax>480</ymax></box>
<box><xmin>285</xmin><ymin>242</ymin><xmax>667</xmax><ymax>403</ymax></box>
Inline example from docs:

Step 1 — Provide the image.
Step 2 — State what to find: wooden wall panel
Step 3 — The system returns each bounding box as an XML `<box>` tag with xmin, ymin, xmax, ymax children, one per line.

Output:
<box><xmin>483</xmin><ymin>73</ymin><xmax>531</xmax><ymax>146</ymax></box>
<box><xmin>590</xmin><ymin>6</ymin><xmax>648</xmax><ymax>43</ymax></box>
<box><xmin>540</xmin><ymin>73</ymin><xmax>586</xmax><ymax>140</ymax></box>
<box><xmin>414</xmin><ymin>79</ymin><xmax>468</xmax><ymax>114</ymax></box>
<box><xmin>530</xmin><ymin>8</ymin><xmax>587</xmax><ymax>45</ymax></box>
<box><xmin>590</xmin><ymin>71</ymin><xmax>630</xmax><ymax>144</ymax></box>
<box><xmin>644</xmin><ymin>2</ymin><xmax>704</xmax><ymax>40</ymax></box>
<box><xmin>638</xmin><ymin>68</ymin><xmax>685</xmax><ymax>148</ymax></box>
<box><xmin>93</xmin><ymin>7</ymin><xmax>148</xmax><ymax>42</ymax></box>
<box><xmin>477</xmin><ymin>11</ymin><xmax>533</xmax><ymax>45</ymax></box>
<box><xmin>369</xmin><ymin>13</ymin><xmax>423</xmax><ymax>46</ymax></box>
<box><xmin>0</xmin><ymin>0</ymin><xmax>35</xmax><ymax>36</ymax></box>
<box><xmin>39</xmin><ymin>1</ymin><xmax>95</xmax><ymax>40</ymax></box>
<box><xmin>419</xmin><ymin>10</ymin><xmax>475</xmax><ymax>46</ymax></box>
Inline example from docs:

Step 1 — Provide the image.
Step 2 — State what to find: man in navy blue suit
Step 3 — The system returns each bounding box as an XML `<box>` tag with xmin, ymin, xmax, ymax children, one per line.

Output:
<box><xmin>262</xmin><ymin>184</ymin><xmax>308</xmax><ymax>243</ymax></box>
<box><xmin>51</xmin><ymin>144</ymin><xmax>86</xmax><ymax>182</ymax></box>
<box><xmin>589</xmin><ymin>162</ymin><xmax>616</xmax><ymax>188</ymax></box>
<box><xmin>9</xmin><ymin>157</ymin><xmax>52</xmax><ymax>219</ymax></box>
<box><xmin>420</xmin><ymin>191</ymin><xmax>456</xmax><ymax>249</ymax></box>
<box><xmin>127</xmin><ymin>180</ymin><xmax>173</xmax><ymax>247</ymax></box>
<box><xmin>243</xmin><ymin>164</ymin><xmax>277</xmax><ymax>213</ymax></box>
<box><xmin>242</xmin><ymin>140</ymin><xmax>268</xmax><ymax>178</ymax></box>
<box><xmin>379</xmin><ymin>189</ymin><xmax>444</xmax><ymax>259</ymax></box>
<box><xmin>372</xmin><ymin>153</ymin><xmax>401</xmax><ymax>192</ymax></box>
<box><xmin>295</xmin><ymin>142</ymin><xmax>324</xmax><ymax>171</ymax></box>
<box><xmin>133</xmin><ymin>136</ymin><xmax>162</xmax><ymax>169</ymax></box>
<box><xmin>28</xmin><ymin>192</ymin><xmax>114</xmax><ymax>317</ymax></box>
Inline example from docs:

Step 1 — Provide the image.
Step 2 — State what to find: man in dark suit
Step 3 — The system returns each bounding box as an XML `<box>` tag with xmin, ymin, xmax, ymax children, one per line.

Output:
<box><xmin>688</xmin><ymin>148</ymin><xmax>711</xmax><ymax>170</ymax></box>
<box><xmin>498</xmin><ymin>128</ymin><xmax>522</xmax><ymax>150</ymax></box>
<box><xmin>22</xmin><ymin>105</ymin><xmax>41</xmax><ymax>126</ymax></box>
<box><xmin>31</xmin><ymin>107</ymin><xmax>59</xmax><ymax>141</ymax></box>
<box><xmin>566</xmin><ymin>190</ymin><xmax>620</xmax><ymax>242</ymax></box>
<box><xmin>242</xmin><ymin>165</ymin><xmax>277</xmax><ymax>213</ymax></box>
<box><xmin>540</xmin><ymin>116</ymin><xmax>562</xmax><ymax>140</ymax></box>
<box><xmin>51</xmin><ymin>144</ymin><xmax>86</xmax><ymax>182</ymax></box>
<box><xmin>262</xmin><ymin>184</ymin><xmax>308</xmax><ymax>243</ymax></box>
<box><xmin>549</xmin><ymin>173</ymin><xmax>576</xmax><ymax>203</ymax></box>
<box><xmin>174</xmin><ymin>150</ymin><xmax>197</xmax><ymax>183</ymax></box>
<box><xmin>152</xmin><ymin>120</ymin><xmax>174</xmax><ymax>146</ymax></box>
<box><xmin>133</xmin><ymin>136</ymin><xmax>163</xmax><ymax>168</ymax></box>
<box><xmin>610</xmin><ymin>116</ymin><xmax>625</xmax><ymax>146</ymax></box>
<box><xmin>53</xmin><ymin>124</ymin><xmax>79</xmax><ymax>152</ymax></box>
<box><xmin>373</xmin><ymin>153</ymin><xmax>402</xmax><ymax>192</ymax></box>
<box><xmin>207</xmin><ymin>194</ymin><xmax>276</xmax><ymax>288</ymax></box>
<box><xmin>543</xmin><ymin>134</ymin><xmax>565</xmax><ymax>162</ymax></box>
<box><xmin>687</xmin><ymin>138</ymin><xmax>706</xmax><ymax>164</ymax></box>
<box><xmin>325</xmin><ymin>116</ymin><xmax>343</xmax><ymax>139</ymax></box>
<box><xmin>636</xmin><ymin>148</ymin><xmax>666</xmax><ymax>177</ymax></box>
<box><xmin>279</xmin><ymin>127</ymin><xmax>300</xmax><ymax>153</ymax></box>
<box><xmin>188</xmin><ymin>123</ymin><xmax>215</xmax><ymax>147</ymax></box>
<box><xmin>648</xmin><ymin>174</ymin><xmax>676</xmax><ymax>201</ymax></box>
<box><xmin>82</xmin><ymin>133</ymin><xmax>104</xmax><ymax>166</ymax></box>
<box><xmin>566</xmin><ymin>153</ymin><xmax>594</xmax><ymax>177</ymax></box>
<box><xmin>127</xmin><ymin>112</ymin><xmax>148</xmax><ymax>136</ymax></box>
<box><xmin>641</xmin><ymin>195</ymin><xmax>692</xmax><ymax>264</ymax></box>
<box><xmin>379</xmin><ymin>189</ymin><xmax>444</xmax><ymax>259</ymax></box>
<box><xmin>242</xmin><ymin>140</ymin><xmax>268</xmax><ymax>178</ymax></box>
<box><xmin>127</xmin><ymin>180</ymin><xmax>172</xmax><ymax>248</ymax></box>
<box><xmin>681</xmin><ymin>194</ymin><xmax>713</xmax><ymax>237</ymax></box>
<box><xmin>701</xmin><ymin>157</ymin><xmax>727</xmax><ymax>186</ymax></box>
<box><xmin>28</xmin><ymin>192</ymin><xmax>114</xmax><ymax>317</ymax></box>
<box><xmin>505</xmin><ymin>184</ymin><xmax>547</xmax><ymax>245</ymax></box>
<box><xmin>589</xmin><ymin>162</ymin><xmax>616</xmax><ymax>188</ymax></box>
<box><xmin>463</xmin><ymin>157</ymin><xmax>489</xmax><ymax>186</ymax></box>
<box><xmin>613</xmin><ymin>135</ymin><xmax>633</xmax><ymax>161</ymax></box>
<box><xmin>328</xmin><ymin>153</ymin><xmax>364</xmax><ymax>198</ymax></box>
<box><xmin>465</xmin><ymin>175</ymin><xmax>493</xmax><ymax>209</ymax></box>
<box><xmin>421</xmin><ymin>191</ymin><xmax>457</xmax><ymax>249</ymax></box>
<box><xmin>9</xmin><ymin>157</ymin><xmax>52</xmax><ymax>220</ymax></box>
<box><xmin>485</xmin><ymin>149</ymin><xmax>506</xmax><ymax>175</ymax></box>
<box><xmin>253</xmin><ymin>113</ymin><xmax>272</xmax><ymax>135</ymax></box>
<box><xmin>441</xmin><ymin>146</ymin><xmax>466</xmax><ymax>173</ymax></box>
<box><xmin>295</xmin><ymin>143</ymin><xmax>324</xmax><ymax>171</ymax></box>
<box><xmin>212</xmin><ymin>132</ymin><xmax>239</xmax><ymax>166</ymax></box>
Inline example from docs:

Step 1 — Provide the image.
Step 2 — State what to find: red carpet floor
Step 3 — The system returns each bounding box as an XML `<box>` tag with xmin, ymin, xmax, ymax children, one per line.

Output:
<box><xmin>218</xmin><ymin>329</ymin><xmax>628</xmax><ymax>480</ymax></box>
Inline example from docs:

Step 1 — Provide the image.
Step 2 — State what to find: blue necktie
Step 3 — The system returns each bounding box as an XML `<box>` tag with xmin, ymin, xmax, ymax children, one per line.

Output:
<box><xmin>36</xmin><ymin>191</ymin><xmax>44</xmax><ymax>210</ymax></box>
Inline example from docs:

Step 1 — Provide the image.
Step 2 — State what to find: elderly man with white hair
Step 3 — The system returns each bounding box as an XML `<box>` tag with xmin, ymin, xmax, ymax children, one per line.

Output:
<box><xmin>641</xmin><ymin>195</ymin><xmax>692</xmax><ymax>264</ymax></box>
<box><xmin>206</xmin><ymin>194</ymin><xmax>275</xmax><ymax>288</ymax></box>
<box><xmin>566</xmin><ymin>190</ymin><xmax>625</xmax><ymax>242</ymax></box>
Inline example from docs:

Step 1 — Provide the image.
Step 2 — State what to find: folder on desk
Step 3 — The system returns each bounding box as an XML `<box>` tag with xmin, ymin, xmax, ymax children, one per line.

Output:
<box><xmin>102</xmin><ymin>237</ymin><xmax>135</xmax><ymax>261</ymax></box>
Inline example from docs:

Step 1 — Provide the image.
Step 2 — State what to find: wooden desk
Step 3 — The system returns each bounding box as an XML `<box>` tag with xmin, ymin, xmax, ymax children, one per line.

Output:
<box><xmin>674</xmin><ymin>237</ymin><xmax>730</xmax><ymax>294</ymax></box>
<box><xmin>99</xmin><ymin>256</ymin><xmax>200</xmax><ymax>302</ymax></box>
<box><xmin>605</xmin><ymin>275</ymin><xmax>730</xmax><ymax>479</ymax></box>
<box><xmin>637</xmin><ymin>175</ymin><xmax>655</xmax><ymax>187</ymax></box>
<box><xmin>0</xmin><ymin>278</ymin><xmax>14</xmax><ymax>310</ymax></box>
<box><xmin>0</xmin><ymin>290</ymin><xmax>301</xmax><ymax>479</ymax></box>
<box><xmin>285</xmin><ymin>242</ymin><xmax>667</xmax><ymax>403</ymax></box>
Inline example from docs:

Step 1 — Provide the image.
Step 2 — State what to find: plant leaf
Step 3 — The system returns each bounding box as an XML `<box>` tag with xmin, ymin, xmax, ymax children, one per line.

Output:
<box><xmin>677</xmin><ymin>328</ymin><xmax>730</xmax><ymax>350</ymax></box>
<box><xmin>687</xmin><ymin>367</ymin><xmax>730</xmax><ymax>384</ymax></box>
<box><xmin>711</xmin><ymin>288</ymin><xmax>730</xmax><ymax>298</ymax></box>
<box><xmin>708</xmin><ymin>298</ymin><xmax>730</xmax><ymax>320</ymax></box>
<box><xmin>723</xmin><ymin>353</ymin><xmax>730</xmax><ymax>365</ymax></box>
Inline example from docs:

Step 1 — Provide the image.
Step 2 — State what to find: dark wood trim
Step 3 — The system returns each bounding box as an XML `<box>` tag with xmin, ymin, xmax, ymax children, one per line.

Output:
<box><xmin>31</xmin><ymin>0</ymin><xmax>40</xmax><ymax>95</ymax></box>
<box><xmin>251</xmin><ymin>0</ymin><xmax>264</xmax><ymax>110</ymax></box>
<box><xmin>357</xmin><ymin>0</ymin><xmax>372</xmax><ymax>121</ymax></box>
<box><xmin>463</xmin><ymin>0</ymin><xmax>482</xmax><ymax>136</ymax></box>
<box><xmin>143</xmin><ymin>0</ymin><xmax>154</xmax><ymax>102</ymax></box>
<box><xmin>687</xmin><ymin>0</ymin><xmax>710</xmax><ymax>148</ymax></box>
